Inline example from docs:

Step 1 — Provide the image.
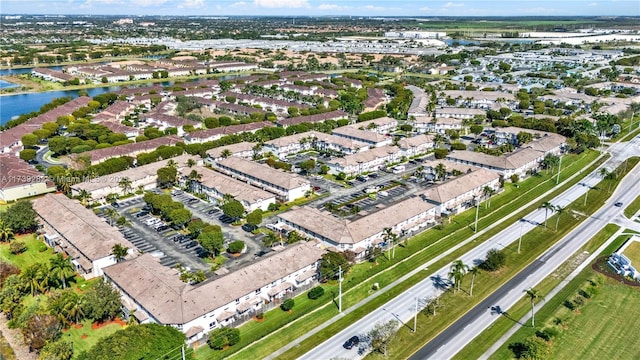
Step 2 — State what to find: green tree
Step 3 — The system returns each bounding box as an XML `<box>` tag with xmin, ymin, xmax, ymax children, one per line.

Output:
<box><xmin>0</xmin><ymin>221</ymin><xmax>15</xmax><ymax>242</ymax></box>
<box><xmin>0</xmin><ymin>200</ymin><xmax>39</xmax><ymax>233</ymax></box>
<box><xmin>245</xmin><ymin>209</ymin><xmax>262</xmax><ymax>227</ymax></box>
<box><xmin>168</xmin><ymin>208</ymin><xmax>192</xmax><ymax>228</ymax></box>
<box><xmin>227</xmin><ymin>240</ymin><xmax>245</xmax><ymax>254</ymax></box>
<box><xmin>49</xmin><ymin>254</ymin><xmax>75</xmax><ymax>289</ymax></box>
<box><xmin>480</xmin><ymin>248</ymin><xmax>506</xmax><ymax>272</ymax></box>
<box><xmin>83</xmin><ymin>279</ymin><xmax>122</xmax><ymax>323</ymax></box>
<box><xmin>319</xmin><ymin>252</ymin><xmax>350</xmax><ymax>281</ymax></box>
<box><xmin>157</xmin><ymin>166</ymin><xmax>178</xmax><ymax>188</ymax></box>
<box><xmin>39</xmin><ymin>340</ymin><xmax>73</xmax><ymax>360</ymax></box>
<box><xmin>76</xmin><ymin>323</ymin><xmax>188</xmax><ymax>360</ymax></box>
<box><xmin>198</xmin><ymin>230</ymin><xmax>225</xmax><ymax>256</ymax></box>
<box><xmin>22</xmin><ymin>314</ymin><xmax>62</xmax><ymax>352</ymax></box>
<box><xmin>468</xmin><ymin>267</ymin><xmax>479</xmax><ymax>297</ymax></box>
<box><xmin>368</xmin><ymin>319</ymin><xmax>398</xmax><ymax>356</ymax></box>
<box><xmin>554</xmin><ymin>205</ymin><xmax>565</xmax><ymax>231</ymax></box>
<box><xmin>111</xmin><ymin>244</ymin><xmax>129</xmax><ymax>262</ymax></box>
<box><xmin>118</xmin><ymin>177</ymin><xmax>133</xmax><ymax>195</ymax></box>
<box><xmin>280</xmin><ymin>298</ymin><xmax>295</xmax><ymax>311</ymax></box>
<box><xmin>207</xmin><ymin>328</ymin><xmax>240</xmax><ymax>350</ymax></box>
<box><xmin>448</xmin><ymin>259</ymin><xmax>468</xmax><ymax>292</ymax></box>
<box><xmin>221</xmin><ymin>199</ymin><xmax>244</xmax><ymax>219</ymax></box>
<box><xmin>105</xmin><ymin>208</ymin><xmax>118</xmax><ymax>226</ymax></box>
<box><xmin>21</xmin><ymin>134</ymin><xmax>39</xmax><ymax>147</ymax></box>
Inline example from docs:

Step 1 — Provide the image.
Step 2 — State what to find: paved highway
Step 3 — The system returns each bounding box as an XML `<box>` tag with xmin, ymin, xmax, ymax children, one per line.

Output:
<box><xmin>300</xmin><ymin>136</ymin><xmax>640</xmax><ymax>360</ymax></box>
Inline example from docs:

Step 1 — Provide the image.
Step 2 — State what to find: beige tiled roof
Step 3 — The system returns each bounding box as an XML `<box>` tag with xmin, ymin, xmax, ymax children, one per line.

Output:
<box><xmin>332</xmin><ymin>127</ymin><xmax>390</xmax><ymax>143</ymax></box>
<box><xmin>216</xmin><ymin>157</ymin><xmax>309</xmax><ymax>190</ymax></box>
<box><xmin>331</xmin><ymin>145</ymin><xmax>400</xmax><ymax>167</ymax></box>
<box><xmin>33</xmin><ymin>193</ymin><xmax>134</xmax><ymax>261</ymax></box>
<box><xmin>418</xmin><ymin>169</ymin><xmax>500</xmax><ymax>204</ymax></box>
<box><xmin>181</xmin><ymin>166</ymin><xmax>274</xmax><ymax>204</ymax></box>
<box><xmin>103</xmin><ymin>242</ymin><xmax>324</xmax><ymax>324</ymax></box>
<box><xmin>205</xmin><ymin>142</ymin><xmax>255</xmax><ymax>158</ymax></box>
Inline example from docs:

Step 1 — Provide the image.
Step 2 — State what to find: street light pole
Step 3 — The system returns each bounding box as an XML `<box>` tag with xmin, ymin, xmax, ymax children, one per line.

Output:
<box><xmin>338</xmin><ymin>266</ymin><xmax>343</xmax><ymax>313</ymax></box>
<box><xmin>413</xmin><ymin>297</ymin><xmax>418</xmax><ymax>333</ymax></box>
<box><xmin>518</xmin><ymin>219</ymin><xmax>523</xmax><ymax>254</ymax></box>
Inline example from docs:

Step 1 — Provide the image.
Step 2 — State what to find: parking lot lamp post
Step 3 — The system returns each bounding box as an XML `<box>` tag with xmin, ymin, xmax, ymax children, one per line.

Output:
<box><xmin>413</xmin><ymin>296</ymin><xmax>418</xmax><ymax>332</ymax></box>
<box><xmin>338</xmin><ymin>266</ymin><xmax>343</xmax><ymax>313</ymax></box>
<box><xmin>518</xmin><ymin>218</ymin><xmax>524</xmax><ymax>254</ymax></box>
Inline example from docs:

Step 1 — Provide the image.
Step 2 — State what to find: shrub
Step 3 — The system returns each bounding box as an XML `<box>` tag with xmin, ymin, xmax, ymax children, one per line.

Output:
<box><xmin>207</xmin><ymin>328</ymin><xmax>240</xmax><ymax>350</ymax></box>
<box><xmin>450</xmin><ymin>143</ymin><xmax>467</xmax><ymax>151</ymax></box>
<box><xmin>280</xmin><ymin>298</ymin><xmax>295</xmax><ymax>311</ymax></box>
<box><xmin>227</xmin><ymin>241</ymin><xmax>245</xmax><ymax>254</ymax></box>
<box><xmin>9</xmin><ymin>241</ymin><xmax>27</xmax><ymax>255</ymax></box>
<box><xmin>535</xmin><ymin>327</ymin><xmax>559</xmax><ymax>341</ymax></box>
<box><xmin>479</xmin><ymin>248</ymin><xmax>506</xmax><ymax>272</ymax></box>
<box><xmin>308</xmin><ymin>286</ymin><xmax>325</xmax><ymax>300</ymax></box>
<box><xmin>255</xmin><ymin>312</ymin><xmax>264</xmax><ymax>320</ymax></box>
<box><xmin>434</xmin><ymin>148</ymin><xmax>448</xmax><ymax>159</ymax></box>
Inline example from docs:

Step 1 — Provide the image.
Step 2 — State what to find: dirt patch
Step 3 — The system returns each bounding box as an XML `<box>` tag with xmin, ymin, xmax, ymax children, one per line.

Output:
<box><xmin>73</xmin><ymin>323</ymin><xmax>83</xmax><ymax>329</ymax></box>
<box><xmin>253</xmin><ymin>317</ymin><xmax>265</xmax><ymax>323</ymax></box>
<box><xmin>80</xmin><ymin>334</ymin><xmax>88</xmax><ymax>339</ymax></box>
<box><xmin>91</xmin><ymin>317</ymin><xmax>126</xmax><ymax>330</ymax></box>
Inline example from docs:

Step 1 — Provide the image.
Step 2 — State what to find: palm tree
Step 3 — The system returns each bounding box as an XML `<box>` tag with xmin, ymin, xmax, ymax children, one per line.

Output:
<box><xmin>77</xmin><ymin>189</ymin><xmax>92</xmax><ymax>207</ymax></box>
<box><xmin>111</xmin><ymin>244</ymin><xmax>129</xmax><ymax>262</ymax></box>
<box><xmin>105</xmin><ymin>208</ymin><xmax>119</xmax><ymax>226</ymax></box>
<box><xmin>49</xmin><ymin>254</ymin><xmax>75</xmax><ymax>289</ymax></box>
<box><xmin>483</xmin><ymin>186</ymin><xmax>496</xmax><ymax>208</ymax></box>
<box><xmin>538</xmin><ymin>201</ymin><xmax>555</xmax><ymax>228</ymax></box>
<box><xmin>554</xmin><ymin>205</ymin><xmax>565</xmax><ymax>231</ymax></box>
<box><xmin>605</xmin><ymin>172</ymin><xmax>617</xmax><ymax>193</ymax></box>
<box><xmin>64</xmin><ymin>292</ymin><xmax>86</xmax><ymax>324</ymax></box>
<box><xmin>21</xmin><ymin>264</ymin><xmax>47</xmax><ymax>296</ymax></box>
<box><xmin>188</xmin><ymin>170</ymin><xmax>202</xmax><ymax>193</ymax></box>
<box><xmin>383</xmin><ymin>227</ymin><xmax>398</xmax><ymax>259</ymax></box>
<box><xmin>167</xmin><ymin>159</ymin><xmax>177</xmax><ymax>169</ymax></box>
<box><xmin>468</xmin><ymin>267</ymin><xmax>479</xmax><ymax>296</ymax></box>
<box><xmin>435</xmin><ymin>163</ymin><xmax>447</xmax><ymax>181</ymax></box>
<box><xmin>187</xmin><ymin>158</ymin><xmax>196</xmax><ymax>168</ymax></box>
<box><xmin>221</xmin><ymin>149</ymin><xmax>232</xmax><ymax>159</ymax></box>
<box><xmin>0</xmin><ymin>221</ymin><xmax>14</xmax><ymax>242</ymax></box>
<box><xmin>524</xmin><ymin>287</ymin><xmax>543</xmax><ymax>327</ymax></box>
<box><xmin>448</xmin><ymin>260</ymin><xmax>468</xmax><ymax>292</ymax></box>
<box><xmin>118</xmin><ymin>177</ymin><xmax>133</xmax><ymax>195</ymax></box>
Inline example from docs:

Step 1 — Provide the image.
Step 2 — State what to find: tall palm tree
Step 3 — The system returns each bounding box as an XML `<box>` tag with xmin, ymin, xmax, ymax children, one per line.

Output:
<box><xmin>63</xmin><ymin>291</ymin><xmax>86</xmax><ymax>324</ymax></box>
<box><xmin>0</xmin><ymin>221</ymin><xmax>14</xmax><ymax>243</ymax></box>
<box><xmin>468</xmin><ymin>267</ymin><xmax>479</xmax><ymax>297</ymax></box>
<box><xmin>524</xmin><ymin>287</ymin><xmax>543</xmax><ymax>327</ymax></box>
<box><xmin>111</xmin><ymin>244</ymin><xmax>129</xmax><ymax>263</ymax></box>
<box><xmin>166</xmin><ymin>159</ymin><xmax>177</xmax><ymax>169</ymax></box>
<box><xmin>483</xmin><ymin>186</ymin><xmax>496</xmax><ymax>209</ymax></box>
<box><xmin>448</xmin><ymin>260</ymin><xmax>468</xmax><ymax>292</ymax></box>
<box><xmin>538</xmin><ymin>201</ymin><xmax>555</xmax><ymax>228</ymax></box>
<box><xmin>221</xmin><ymin>149</ymin><xmax>232</xmax><ymax>158</ymax></box>
<box><xmin>105</xmin><ymin>208</ymin><xmax>119</xmax><ymax>226</ymax></box>
<box><xmin>118</xmin><ymin>177</ymin><xmax>133</xmax><ymax>195</ymax></box>
<box><xmin>554</xmin><ymin>205</ymin><xmax>565</xmax><ymax>231</ymax></box>
<box><xmin>21</xmin><ymin>264</ymin><xmax>47</xmax><ymax>296</ymax></box>
<box><xmin>383</xmin><ymin>227</ymin><xmax>398</xmax><ymax>259</ymax></box>
<box><xmin>434</xmin><ymin>163</ymin><xmax>447</xmax><ymax>181</ymax></box>
<box><xmin>49</xmin><ymin>254</ymin><xmax>75</xmax><ymax>289</ymax></box>
<box><xmin>187</xmin><ymin>158</ymin><xmax>196</xmax><ymax>168</ymax></box>
<box><xmin>188</xmin><ymin>170</ymin><xmax>202</xmax><ymax>193</ymax></box>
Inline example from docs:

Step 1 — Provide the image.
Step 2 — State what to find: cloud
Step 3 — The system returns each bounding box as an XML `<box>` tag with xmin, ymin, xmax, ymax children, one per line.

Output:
<box><xmin>178</xmin><ymin>0</ymin><xmax>204</xmax><ymax>8</ymax></box>
<box><xmin>230</xmin><ymin>1</ymin><xmax>247</xmax><ymax>7</ymax></box>
<box><xmin>443</xmin><ymin>2</ymin><xmax>464</xmax><ymax>8</ymax></box>
<box><xmin>419</xmin><ymin>6</ymin><xmax>431</xmax><ymax>12</ymax></box>
<box><xmin>129</xmin><ymin>0</ymin><xmax>169</xmax><ymax>6</ymax></box>
<box><xmin>253</xmin><ymin>0</ymin><xmax>309</xmax><ymax>8</ymax></box>
<box><xmin>317</xmin><ymin>3</ymin><xmax>350</xmax><ymax>11</ymax></box>
<box><xmin>364</xmin><ymin>5</ymin><xmax>386</xmax><ymax>11</ymax></box>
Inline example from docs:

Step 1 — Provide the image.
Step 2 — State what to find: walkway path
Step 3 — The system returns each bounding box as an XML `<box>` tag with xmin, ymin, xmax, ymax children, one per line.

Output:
<box><xmin>0</xmin><ymin>316</ymin><xmax>37</xmax><ymax>360</ymax></box>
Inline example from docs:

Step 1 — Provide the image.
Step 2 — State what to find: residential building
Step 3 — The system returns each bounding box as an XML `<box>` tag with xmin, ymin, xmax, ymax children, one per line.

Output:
<box><xmin>276</xmin><ymin>110</ymin><xmax>348</xmax><ymax>128</ymax></box>
<box><xmin>263</xmin><ymin>132</ymin><xmax>315</xmax><ymax>160</ymax></box>
<box><xmin>205</xmin><ymin>142</ymin><xmax>256</xmax><ymax>163</ymax></box>
<box><xmin>180</xmin><ymin>166</ymin><xmax>275</xmax><ymax>212</ymax></box>
<box><xmin>33</xmin><ymin>194</ymin><xmax>135</xmax><ymax>279</ymax></box>
<box><xmin>397</xmin><ymin>134</ymin><xmax>435</xmax><ymax>157</ymax></box>
<box><xmin>276</xmin><ymin>197</ymin><xmax>436</xmax><ymax>257</ymax></box>
<box><xmin>0</xmin><ymin>155</ymin><xmax>56</xmax><ymax>202</ymax></box>
<box><xmin>435</xmin><ymin>107</ymin><xmax>486</xmax><ymax>119</ymax></box>
<box><xmin>103</xmin><ymin>241</ymin><xmax>324</xmax><ymax>346</ymax></box>
<box><xmin>74</xmin><ymin>135</ymin><xmax>183</xmax><ymax>166</ymax></box>
<box><xmin>332</xmin><ymin>127</ymin><xmax>392</xmax><ymax>148</ymax></box>
<box><xmin>212</xmin><ymin>157</ymin><xmax>310</xmax><ymax>202</ymax></box>
<box><xmin>411</xmin><ymin>116</ymin><xmax>463</xmax><ymax>134</ymax></box>
<box><xmin>327</xmin><ymin>145</ymin><xmax>402</xmax><ymax>176</ymax></box>
<box><xmin>184</xmin><ymin>122</ymin><xmax>273</xmax><ymax>144</ymax></box>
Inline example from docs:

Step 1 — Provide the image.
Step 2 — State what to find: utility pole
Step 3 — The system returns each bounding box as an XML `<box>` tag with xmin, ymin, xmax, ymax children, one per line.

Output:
<box><xmin>556</xmin><ymin>155</ymin><xmax>562</xmax><ymax>185</ymax></box>
<box><xmin>181</xmin><ymin>345</ymin><xmax>186</xmax><ymax>360</ymax></box>
<box><xmin>474</xmin><ymin>196</ymin><xmax>480</xmax><ymax>233</ymax></box>
<box><xmin>338</xmin><ymin>266</ymin><xmax>343</xmax><ymax>313</ymax></box>
<box><xmin>413</xmin><ymin>297</ymin><xmax>418</xmax><ymax>332</ymax></box>
<box><xmin>518</xmin><ymin>219</ymin><xmax>524</xmax><ymax>254</ymax></box>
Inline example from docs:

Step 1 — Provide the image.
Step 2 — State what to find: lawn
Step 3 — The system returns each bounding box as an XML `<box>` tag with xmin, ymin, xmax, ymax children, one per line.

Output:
<box><xmin>0</xmin><ymin>234</ymin><xmax>55</xmax><ymax>268</ymax></box>
<box><xmin>489</xmin><ymin>232</ymin><xmax>640</xmax><ymax>360</ymax></box>
<box><xmin>623</xmin><ymin>194</ymin><xmax>640</xmax><ymax>219</ymax></box>
<box><xmin>62</xmin><ymin>319</ymin><xmax>127</xmax><ymax>357</ymax></box>
<box><xmin>622</xmin><ymin>240</ymin><xmax>640</xmax><ymax>268</ymax></box>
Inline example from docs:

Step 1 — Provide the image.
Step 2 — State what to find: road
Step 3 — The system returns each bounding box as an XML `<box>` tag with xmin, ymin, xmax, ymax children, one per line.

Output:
<box><xmin>299</xmin><ymin>136</ymin><xmax>640</xmax><ymax>360</ymax></box>
<box><xmin>411</xmin><ymin>137</ymin><xmax>640</xmax><ymax>359</ymax></box>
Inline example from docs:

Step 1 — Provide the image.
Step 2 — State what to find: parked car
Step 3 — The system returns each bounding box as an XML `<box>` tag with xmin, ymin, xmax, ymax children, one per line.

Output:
<box><xmin>179</xmin><ymin>237</ymin><xmax>190</xmax><ymax>244</ymax></box>
<box><xmin>136</xmin><ymin>211</ymin><xmax>149</xmax><ymax>218</ymax></box>
<box><xmin>343</xmin><ymin>336</ymin><xmax>359</xmax><ymax>350</ymax></box>
<box><xmin>111</xmin><ymin>202</ymin><xmax>120</xmax><ymax>208</ymax></box>
<box><xmin>185</xmin><ymin>241</ymin><xmax>198</xmax><ymax>249</ymax></box>
<box><xmin>207</xmin><ymin>208</ymin><xmax>220</xmax><ymax>215</ymax></box>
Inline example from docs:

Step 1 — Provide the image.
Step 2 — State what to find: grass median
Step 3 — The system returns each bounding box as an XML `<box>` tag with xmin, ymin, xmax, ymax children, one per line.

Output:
<box><xmin>624</xmin><ymin>194</ymin><xmax>640</xmax><ymax>219</ymax></box>
<box><xmin>487</xmin><ymin>230</ymin><xmax>636</xmax><ymax>360</ymax></box>
<box><xmin>194</xmin><ymin>150</ymin><xmax>602</xmax><ymax>360</ymax></box>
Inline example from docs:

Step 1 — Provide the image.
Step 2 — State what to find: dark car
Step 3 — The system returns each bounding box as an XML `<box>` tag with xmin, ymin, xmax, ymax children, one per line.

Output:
<box><xmin>615</xmin><ymin>201</ymin><xmax>623</xmax><ymax>207</ymax></box>
<box><xmin>179</xmin><ymin>237</ymin><xmax>190</xmax><ymax>244</ymax></box>
<box><xmin>343</xmin><ymin>336</ymin><xmax>359</xmax><ymax>350</ymax></box>
<box><xmin>156</xmin><ymin>225</ymin><xmax>169</xmax><ymax>232</ymax></box>
<box><xmin>207</xmin><ymin>209</ymin><xmax>220</xmax><ymax>215</ymax></box>
<box><xmin>111</xmin><ymin>202</ymin><xmax>120</xmax><ymax>208</ymax></box>
<box><xmin>185</xmin><ymin>241</ymin><xmax>198</xmax><ymax>249</ymax></box>
<box><xmin>136</xmin><ymin>211</ymin><xmax>149</xmax><ymax>218</ymax></box>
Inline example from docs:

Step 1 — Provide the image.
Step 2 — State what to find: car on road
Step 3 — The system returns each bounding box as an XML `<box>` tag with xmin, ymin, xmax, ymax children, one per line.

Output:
<box><xmin>343</xmin><ymin>336</ymin><xmax>359</xmax><ymax>350</ymax></box>
<box><xmin>615</xmin><ymin>201</ymin><xmax>623</xmax><ymax>207</ymax></box>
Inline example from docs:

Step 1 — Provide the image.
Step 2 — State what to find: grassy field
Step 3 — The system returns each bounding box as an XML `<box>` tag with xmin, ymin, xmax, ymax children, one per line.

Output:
<box><xmin>488</xmin><ymin>232</ymin><xmax>640</xmax><ymax>360</ymax></box>
<box><xmin>454</xmin><ymin>223</ymin><xmax>622</xmax><ymax>359</ymax></box>
<box><xmin>212</xmin><ymin>151</ymin><xmax>603</xmax><ymax>360</ymax></box>
<box><xmin>63</xmin><ymin>319</ymin><xmax>127</xmax><ymax>357</ymax></box>
<box><xmin>624</xmin><ymin>195</ymin><xmax>640</xmax><ymax>219</ymax></box>
<box><xmin>622</xmin><ymin>241</ymin><xmax>640</xmax><ymax>267</ymax></box>
<box><xmin>0</xmin><ymin>234</ymin><xmax>55</xmax><ymax>268</ymax></box>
